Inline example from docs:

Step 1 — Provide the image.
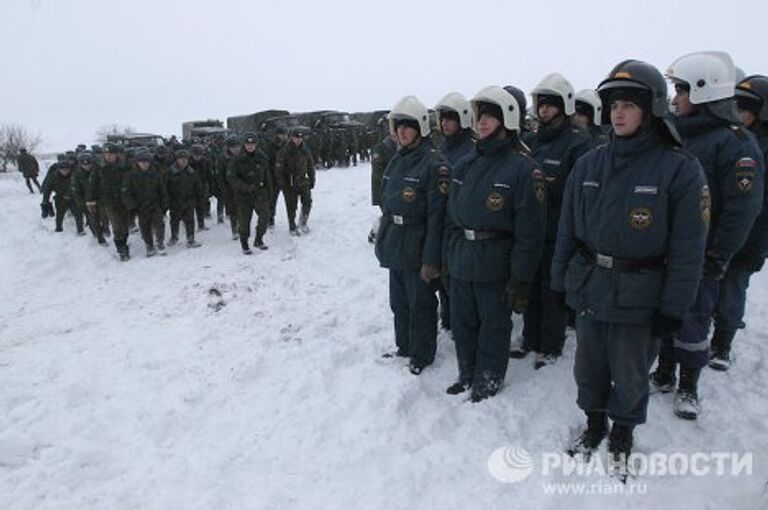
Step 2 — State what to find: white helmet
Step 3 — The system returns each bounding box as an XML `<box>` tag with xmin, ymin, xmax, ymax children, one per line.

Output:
<box><xmin>531</xmin><ymin>73</ymin><xmax>576</xmax><ymax>116</ymax></box>
<box><xmin>575</xmin><ymin>89</ymin><xmax>602</xmax><ymax>126</ymax></box>
<box><xmin>735</xmin><ymin>66</ymin><xmax>747</xmax><ymax>84</ymax></box>
<box><xmin>435</xmin><ymin>92</ymin><xmax>473</xmax><ymax>129</ymax></box>
<box><xmin>388</xmin><ymin>95</ymin><xmax>431</xmax><ymax>138</ymax></box>
<box><xmin>665</xmin><ymin>51</ymin><xmax>736</xmax><ymax>104</ymax></box>
<box><xmin>470</xmin><ymin>86</ymin><xmax>521</xmax><ymax>132</ymax></box>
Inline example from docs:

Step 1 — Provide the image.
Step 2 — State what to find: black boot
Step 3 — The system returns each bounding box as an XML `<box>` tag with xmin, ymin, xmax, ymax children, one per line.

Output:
<box><xmin>650</xmin><ymin>338</ymin><xmax>676</xmax><ymax>393</ymax></box>
<box><xmin>567</xmin><ymin>411</ymin><xmax>607</xmax><ymax>458</ymax></box>
<box><xmin>470</xmin><ymin>377</ymin><xmax>502</xmax><ymax>403</ymax></box>
<box><xmin>608</xmin><ymin>423</ymin><xmax>634</xmax><ymax>483</ymax></box>
<box><xmin>674</xmin><ymin>367</ymin><xmax>701</xmax><ymax>420</ymax></box>
<box><xmin>116</xmin><ymin>240</ymin><xmax>130</xmax><ymax>261</ymax></box>
<box><xmin>709</xmin><ymin>328</ymin><xmax>736</xmax><ymax>371</ymax></box>
<box><xmin>254</xmin><ymin>235</ymin><xmax>268</xmax><ymax>250</ymax></box>
<box><xmin>240</xmin><ymin>237</ymin><xmax>252</xmax><ymax>255</ymax></box>
<box><xmin>446</xmin><ymin>380</ymin><xmax>472</xmax><ymax>395</ymax></box>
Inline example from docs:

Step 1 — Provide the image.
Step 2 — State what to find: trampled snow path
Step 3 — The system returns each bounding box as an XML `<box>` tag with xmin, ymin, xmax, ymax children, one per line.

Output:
<box><xmin>0</xmin><ymin>164</ymin><xmax>766</xmax><ymax>510</ymax></box>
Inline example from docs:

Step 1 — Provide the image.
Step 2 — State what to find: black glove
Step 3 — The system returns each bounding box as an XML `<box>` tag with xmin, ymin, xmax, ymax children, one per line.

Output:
<box><xmin>503</xmin><ymin>278</ymin><xmax>531</xmax><ymax>314</ymax></box>
<box><xmin>651</xmin><ymin>312</ymin><xmax>683</xmax><ymax>338</ymax></box>
<box><xmin>703</xmin><ymin>252</ymin><xmax>729</xmax><ymax>281</ymax></box>
<box><xmin>730</xmin><ymin>249</ymin><xmax>765</xmax><ymax>273</ymax></box>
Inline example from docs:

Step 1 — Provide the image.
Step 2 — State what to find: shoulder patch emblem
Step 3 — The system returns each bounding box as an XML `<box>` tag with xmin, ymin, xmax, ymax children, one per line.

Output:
<box><xmin>629</xmin><ymin>207</ymin><xmax>653</xmax><ymax>230</ymax></box>
<box><xmin>700</xmin><ymin>186</ymin><xmax>711</xmax><ymax>225</ymax></box>
<box><xmin>486</xmin><ymin>192</ymin><xmax>505</xmax><ymax>211</ymax></box>
<box><xmin>736</xmin><ymin>158</ymin><xmax>756</xmax><ymax>192</ymax></box>
<box><xmin>401</xmin><ymin>186</ymin><xmax>416</xmax><ymax>202</ymax></box>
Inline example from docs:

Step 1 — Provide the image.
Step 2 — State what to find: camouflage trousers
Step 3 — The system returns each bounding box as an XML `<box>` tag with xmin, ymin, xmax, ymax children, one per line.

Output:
<box><xmin>105</xmin><ymin>203</ymin><xmax>130</xmax><ymax>242</ymax></box>
<box><xmin>138</xmin><ymin>207</ymin><xmax>166</xmax><ymax>249</ymax></box>
<box><xmin>234</xmin><ymin>192</ymin><xmax>269</xmax><ymax>240</ymax></box>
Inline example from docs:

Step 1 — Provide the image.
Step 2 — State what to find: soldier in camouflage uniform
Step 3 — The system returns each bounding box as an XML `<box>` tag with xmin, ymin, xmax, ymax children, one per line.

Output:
<box><xmin>227</xmin><ymin>132</ymin><xmax>271</xmax><ymax>254</ymax></box>
<box><xmin>122</xmin><ymin>150</ymin><xmax>168</xmax><ymax>257</ymax></box>
<box><xmin>166</xmin><ymin>148</ymin><xmax>204</xmax><ymax>248</ymax></box>
<box><xmin>16</xmin><ymin>148</ymin><xmax>42</xmax><ymax>193</ymax></box>
<box><xmin>190</xmin><ymin>144</ymin><xmax>212</xmax><ymax>231</ymax></box>
<box><xmin>87</xmin><ymin>143</ymin><xmax>132</xmax><ymax>260</ymax></box>
<box><xmin>276</xmin><ymin>129</ymin><xmax>316</xmax><ymax>236</ymax></box>
<box><xmin>216</xmin><ymin>136</ymin><xmax>241</xmax><ymax>239</ymax></box>
<box><xmin>71</xmin><ymin>152</ymin><xmax>108</xmax><ymax>245</ymax></box>
<box><xmin>41</xmin><ymin>158</ymin><xmax>74</xmax><ymax>232</ymax></box>
<box><xmin>369</xmin><ymin>120</ymin><xmax>398</xmax><ymax>243</ymax></box>
<box><xmin>263</xmin><ymin>127</ymin><xmax>288</xmax><ymax>228</ymax></box>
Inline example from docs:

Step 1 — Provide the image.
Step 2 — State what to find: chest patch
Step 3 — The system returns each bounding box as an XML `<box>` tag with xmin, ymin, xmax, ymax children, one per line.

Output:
<box><xmin>486</xmin><ymin>192</ymin><xmax>505</xmax><ymax>211</ymax></box>
<box><xmin>401</xmin><ymin>186</ymin><xmax>417</xmax><ymax>202</ymax></box>
<box><xmin>629</xmin><ymin>207</ymin><xmax>653</xmax><ymax>230</ymax></box>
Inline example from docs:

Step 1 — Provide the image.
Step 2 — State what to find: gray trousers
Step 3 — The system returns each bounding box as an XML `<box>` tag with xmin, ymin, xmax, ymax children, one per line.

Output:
<box><xmin>574</xmin><ymin>315</ymin><xmax>659</xmax><ymax>426</ymax></box>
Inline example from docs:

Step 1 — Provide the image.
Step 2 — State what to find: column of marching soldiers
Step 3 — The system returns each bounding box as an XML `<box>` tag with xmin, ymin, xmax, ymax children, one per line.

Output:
<box><xmin>15</xmin><ymin>51</ymin><xmax>768</xmax><ymax>479</ymax></box>
<box><xmin>19</xmin><ymin>123</ymin><xmax>380</xmax><ymax>258</ymax></box>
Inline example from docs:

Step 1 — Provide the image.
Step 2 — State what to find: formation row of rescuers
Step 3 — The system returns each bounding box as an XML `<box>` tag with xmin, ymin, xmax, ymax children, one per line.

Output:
<box><xmin>372</xmin><ymin>51</ymin><xmax>768</xmax><ymax>466</ymax></box>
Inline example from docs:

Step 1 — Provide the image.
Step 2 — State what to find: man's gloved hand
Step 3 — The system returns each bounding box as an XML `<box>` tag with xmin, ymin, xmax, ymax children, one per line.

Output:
<box><xmin>651</xmin><ymin>312</ymin><xmax>683</xmax><ymax>338</ymax></box>
<box><xmin>703</xmin><ymin>251</ymin><xmax>729</xmax><ymax>281</ymax></box>
<box><xmin>419</xmin><ymin>263</ymin><xmax>440</xmax><ymax>284</ymax></box>
<box><xmin>730</xmin><ymin>249</ymin><xmax>765</xmax><ymax>274</ymax></box>
<box><xmin>503</xmin><ymin>277</ymin><xmax>531</xmax><ymax>313</ymax></box>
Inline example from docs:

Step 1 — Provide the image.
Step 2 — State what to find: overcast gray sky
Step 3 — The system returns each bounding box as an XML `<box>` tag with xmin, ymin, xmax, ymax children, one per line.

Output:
<box><xmin>2</xmin><ymin>0</ymin><xmax>766</xmax><ymax>151</ymax></box>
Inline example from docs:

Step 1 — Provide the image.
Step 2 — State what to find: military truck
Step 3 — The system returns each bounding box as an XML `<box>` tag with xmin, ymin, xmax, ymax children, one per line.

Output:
<box><xmin>182</xmin><ymin>119</ymin><xmax>229</xmax><ymax>142</ymax></box>
<box><xmin>260</xmin><ymin>114</ymin><xmax>310</xmax><ymax>135</ymax></box>
<box><xmin>106</xmin><ymin>133</ymin><xmax>165</xmax><ymax>149</ymax></box>
<box><xmin>315</xmin><ymin>111</ymin><xmax>353</xmax><ymax>130</ymax></box>
<box><xmin>227</xmin><ymin>110</ymin><xmax>289</xmax><ymax>134</ymax></box>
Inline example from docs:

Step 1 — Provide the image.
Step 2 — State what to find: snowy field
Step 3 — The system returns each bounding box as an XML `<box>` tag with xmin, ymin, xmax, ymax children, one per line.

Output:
<box><xmin>1</xmin><ymin>163</ymin><xmax>767</xmax><ymax>510</ymax></box>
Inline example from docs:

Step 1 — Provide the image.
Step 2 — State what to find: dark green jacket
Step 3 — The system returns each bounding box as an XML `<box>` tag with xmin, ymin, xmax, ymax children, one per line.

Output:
<box><xmin>122</xmin><ymin>166</ymin><xmax>168</xmax><ymax>213</ymax></box>
<box><xmin>17</xmin><ymin>153</ymin><xmax>39</xmax><ymax>177</ymax></box>
<box><xmin>87</xmin><ymin>160</ymin><xmax>131</xmax><ymax>207</ymax></box>
<box><xmin>227</xmin><ymin>149</ymin><xmax>271</xmax><ymax>198</ymax></box>
<box><xmin>165</xmin><ymin>163</ymin><xmax>204</xmax><ymax>211</ymax></box>
<box><xmin>371</xmin><ymin>136</ymin><xmax>397</xmax><ymax>206</ymax></box>
<box><xmin>275</xmin><ymin>142</ymin><xmax>315</xmax><ymax>191</ymax></box>
<box><xmin>71</xmin><ymin>165</ymin><xmax>94</xmax><ymax>207</ymax></box>
<box><xmin>42</xmin><ymin>167</ymin><xmax>72</xmax><ymax>202</ymax></box>
<box><xmin>191</xmin><ymin>156</ymin><xmax>213</xmax><ymax>194</ymax></box>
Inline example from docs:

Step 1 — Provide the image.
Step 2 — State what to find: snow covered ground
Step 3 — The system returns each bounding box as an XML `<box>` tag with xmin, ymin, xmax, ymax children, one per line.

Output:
<box><xmin>1</xmin><ymin>163</ymin><xmax>767</xmax><ymax>510</ymax></box>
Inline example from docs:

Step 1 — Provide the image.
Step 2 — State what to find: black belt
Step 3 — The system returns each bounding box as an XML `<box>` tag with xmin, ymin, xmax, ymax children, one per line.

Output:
<box><xmin>577</xmin><ymin>240</ymin><xmax>665</xmax><ymax>272</ymax></box>
<box><xmin>462</xmin><ymin>228</ymin><xmax>510</xmax><ymax>241</ymax></box>
<box><xmin>390</xmin><ymin>214</ymin><xmax>424</xmax><ymax>226</ymax></box>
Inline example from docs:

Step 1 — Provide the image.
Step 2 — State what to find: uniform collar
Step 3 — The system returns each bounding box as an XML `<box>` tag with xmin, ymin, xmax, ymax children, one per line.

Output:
<box><xmin>475</xmin><ymin>134</ymin><xmax>513</xmax><ymax>157</ymax></box>
<box><xmin>674</xmin><ymin>111</ymin><xmax>730</xmax><ymax>137</ymax></box>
